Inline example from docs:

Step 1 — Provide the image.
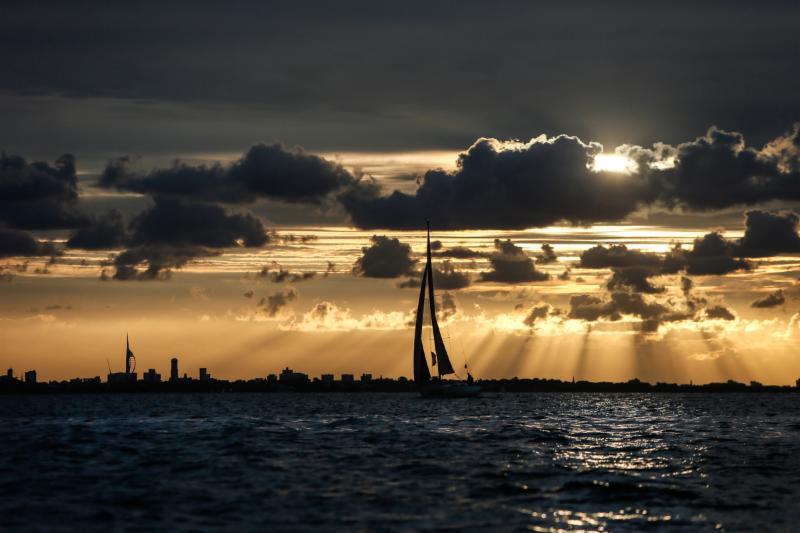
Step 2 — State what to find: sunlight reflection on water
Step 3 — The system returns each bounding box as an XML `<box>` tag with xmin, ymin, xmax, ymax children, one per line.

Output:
<box><xmin>1</xmin><ymin>393</ymin><xmax>797</xmax><ymax>531</ymax></box>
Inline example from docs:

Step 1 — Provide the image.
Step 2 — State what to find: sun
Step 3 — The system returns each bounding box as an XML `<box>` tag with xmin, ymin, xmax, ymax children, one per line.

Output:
<box><xmin>591</xmin><ymin>153</ymin><xmax>637</xmax><ymax>174</ymax></box>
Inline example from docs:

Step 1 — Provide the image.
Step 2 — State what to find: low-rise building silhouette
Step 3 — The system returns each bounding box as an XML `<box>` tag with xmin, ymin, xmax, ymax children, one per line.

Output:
<box><xmin>199</xmin><ymin>368</ymin><xmax>210</xmax><ymax>381</ymax></box>
<box><xmin>108</xmin><ymin>372</ymin><xmax>137</xmax><ymax>384</ymax></box>
<box><xmin>143</xmin><ymin>369</ymin><xmax>161</xmax><ymax>384</ymax></box>
<box><xmin>24</xmin><ymin>370</ymin><xmax>36</xmax><ymax>385</ymax></box>
<box><xmin>0</xmin><ymin>368</ymin><xmax>14</xmax><ymax>384</ymax></box>
<box><xmin>341</xmin><ymin>373</ymin><xmax>354</xmax><ymax>383</ymax></box>
<box><xmin>279</xmin><ymin>367</ymin><xmax>308</xmax><ymax>385</ymax></box>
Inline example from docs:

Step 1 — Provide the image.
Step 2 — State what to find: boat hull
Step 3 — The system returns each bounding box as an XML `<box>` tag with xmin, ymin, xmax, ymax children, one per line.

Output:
<box><xmin>420</xmin><ymin>382</ymin><xmax>482</xmax><ymax>398</ymax></box>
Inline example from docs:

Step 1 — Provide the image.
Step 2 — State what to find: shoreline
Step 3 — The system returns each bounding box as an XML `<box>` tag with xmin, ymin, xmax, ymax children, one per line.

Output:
<box><xmin>2</xmin><ymin>377</ymin><xmax>798</xmax><ymax>395</ymax></box>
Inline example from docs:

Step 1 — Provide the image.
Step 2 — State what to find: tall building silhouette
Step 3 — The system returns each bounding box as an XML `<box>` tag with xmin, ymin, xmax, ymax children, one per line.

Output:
<box><xmin>108</xmin><ymin>335</ymin><xmax>137</xmax><ymax>384</ymax></box>
<box><xmin>170</xmin><ymin>358</ymin><xmax>179</xmax><ymax>381</ymax></box>
<box><xmin>125</xmin><ymin>334</ymin><xmax>135</xmax><ymax>375</ymax></box>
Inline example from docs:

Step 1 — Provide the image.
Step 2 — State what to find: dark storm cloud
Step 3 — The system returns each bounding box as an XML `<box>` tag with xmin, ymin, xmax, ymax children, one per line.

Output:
<box><xmin>637</xmin><ymin>127</ymin><xmax>800</xmax><ymax>210</ymax></box>
<box><xmin>480</xmin><ymin>239</ymin><xmax>549</xmax><ymax>283</ymax></box>
<box><xmin>736</xmin><ymin>210</ymin><xmax>800</xmax><ymax>257</ymax></box>
<box><xmin>99</xmin><ymin>144</ymin><xmax>355</xmax><ymax>204</ymax></box>
<box><xmin>2</xmin><ymin>1</ymin><xmax>797</xmax><ymax>160</ymax></box>
<box><xmin>751</xmin><ymin>290</ymin><xmax>785</xmax><ymax>309</ymax></box>
<box><xmin>104</xmin><ymin>197</ymin><xmax>267</xmax><ymax>280</ymax></box>
<box><xmin>341</xmin><ymin>124</ymin><xmax>800</xmax><ymax>230</ymax></box>
<box><xmin>109</xmin><ymin>245</ymin><xmax>217</xmax><ymax>281</ymax></box>
<box><xmin>0</xmin><ymin>229</ymin><xmax>58</xmax><ymax>258</ymax></box>
<box><xmin>353</xmin><ymin>235</ymin><xmax>416</xmax><ymax>278</ymax></box>
<box><xmin>576</xmin><ymin>208</ymin><xmax>800</xmax><ymax>292</ymax></box>
<box><xmin>340</xmin><ymin>135</ymin><xmax>651</xmax><ymax>229</ymax></box>
<box><xmin>0</xmin><ymin>153</ymin><xmax>86</xmax><ymax>230</ymax></box>
<box><xmin>129</xmin><ymin>197</ymin><xmax>267</xmax><ymax>248</ymax></box>
<box><xmin>66</xmin><ymin>210</ymin><xmax>127</xmax><ymax>250</ymax></box>
<box><xmin>680</xmin><ymin>232</ymin><xmax>750</xmax><ymax>276</ymax></box>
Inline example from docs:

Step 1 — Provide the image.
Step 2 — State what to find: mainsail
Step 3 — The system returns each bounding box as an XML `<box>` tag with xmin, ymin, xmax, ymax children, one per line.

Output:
<box><xmin>412</xmin><ymin>220</ymin><xmax>455</xmax><ymax>386</ymax></box>
<box><xmin>425</xmin><ymin>223</ymin><xmax>456</xmax><ymax>376</ymax></box>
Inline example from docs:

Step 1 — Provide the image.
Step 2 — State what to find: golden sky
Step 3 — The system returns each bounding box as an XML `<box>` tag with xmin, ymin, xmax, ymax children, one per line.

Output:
<box><xmin>2</xmin><ymin>222</ymin><xmax>798</xmax><ymax>384</ymax></box>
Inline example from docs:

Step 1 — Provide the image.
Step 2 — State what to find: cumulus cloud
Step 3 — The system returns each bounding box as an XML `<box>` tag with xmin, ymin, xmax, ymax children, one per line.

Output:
<box><xmin>703</xmin><ymin>305</ymin><xmax>736</xmax><ymax>321</ymax></box>
<box><xmin>606</xmin><ymin>266</ymin><xmax>665</xmax><ymax>294</ymax></box>
<box><xmin>130</xmin><ymin>196</ymin><xmax>267</xmax><ymax>248</ymax></box>
<box><xmin>340</xmin><ymin>134</ymin><xmax>649</xmax><ymax>229</ymax></box>
<box><xmin>751</xmin><ymin>290</ymin><xmax>785</xmax><ymax>309</ymax></box>
<box><xmin>261</xmin><ymin>288</ymin><xmax>297</xmax><ymax>317</ymax></box>
<box><xmin>536</xmin><ymin>243</ymin><xmax>557</xmax><ymax>264</ymax></box>
<box><xmin>104</xmin><ymin>197</ymin><xmax>268</xmax><ymax>279</ymax></box>
<box><xmin>639</xmin><ymin>125</ymin><xmax>800</xmax><ymax>210</ymax></box>
<box><xmin>0</xmin><ymin>229</ymin><xmax>59</xmax><ymax>258</ymax></box>
<box><xmin>480</xmin><ymin>239</ymin><xmax>549</xmax><ymax>283</ymax></box>
<box><xmin>400</xmin><ymin>260</ymin><xmax>471</xmax><ymax>290</ymax></box>
<box><xmin>579</xmin><ymin>244</ymin><xmax>663</xmax><ymax>270</ymax></box>
<box><xmin>283</xmin><ymin>301</ymin><xmax>411</xmax><ymax>331</ymax></box>
<box><xmin>256</xmin><ymin>265</ymin><xmax>316</xmax><ymax>283</ymax></box>
<box><xmin>434</xmin><ymin>245</ymin><xmax>487</xmax><ymax>258</ymax></box>
<box><xmin>110</xmin><ymin>245</ymin><xmax>218</xmax><ymax>280</ymax></box>
<box><xmin>439</xmin><ymin>292</ymin><xmax>457</xmax><ymax>320</ymax></box>
<box><xmin>523</xmin><ymin>303</ymin><xmax>555</xmax><ymax>326</ymax></box>
<box><xmin>435</xmin><ymin>261</ymin><xmax>472</xmax><ymax>290</ymax></box>
<box><xmin>99</xmin><ymin>143</ymin><xmax>355</xmax><ymax>204</ymax></box>
<box><xmin>67</xmin><ymin>210</ymin><xmax>127</xmax><ymax>249</ymax></box>
<box><xmin>568</xmin><ymin>292</ymin><xmax>690</xmax><ymax>330</ymax></box>
<box><xmin>579</xmin><ymin>227</ymin><xmax>754</xmax><ymax>282</ymax></box>
<box><xmin>0</xmin><ymin>153</ymin><xmax>86</xmax><ymax>229</ymax></box>
<box><xmin>353</xmin><ymin>235</ymin><xmax>415</xmax><ymax>278</ymax></box>
<box><xmin>340</xmin><ymin>125</ymin><xmax>800</xmax><ymax>230</ymax></box>
<box><xmin>736</xmin><ymin>210</ymin><xmax>800</xmax><ymax>257</ymax></box>
<box><xmin>680</xmin><ymin>232</ymin><xmax>750</xmax><ymax>275</ymax></box>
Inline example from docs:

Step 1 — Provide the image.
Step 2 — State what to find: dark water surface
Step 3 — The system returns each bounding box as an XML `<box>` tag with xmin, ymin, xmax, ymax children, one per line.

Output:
<box><xmin>1</xmin><ymin>393</ymin><xmax>798</xmax><ymax>531</ymax></box>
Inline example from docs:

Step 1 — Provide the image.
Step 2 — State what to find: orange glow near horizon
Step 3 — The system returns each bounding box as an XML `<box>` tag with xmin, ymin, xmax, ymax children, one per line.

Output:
<box><xmin>2</xmin><ymin>225</ymin><xmax>799</xmax><ymax>384</ymax></box>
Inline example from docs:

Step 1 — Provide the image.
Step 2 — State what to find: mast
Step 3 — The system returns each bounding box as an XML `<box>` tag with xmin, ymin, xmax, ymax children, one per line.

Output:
<box><xmin>425</xmin><ymin>220</ymin><xmax>456</xmax><ymax>376</ymax></box>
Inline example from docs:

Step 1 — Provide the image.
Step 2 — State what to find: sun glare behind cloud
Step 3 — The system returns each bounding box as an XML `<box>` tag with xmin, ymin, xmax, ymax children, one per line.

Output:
<box><xmin>591</xmin><ymin>153</ymin><xmax>637</xmax><ymax>174</ymax></box>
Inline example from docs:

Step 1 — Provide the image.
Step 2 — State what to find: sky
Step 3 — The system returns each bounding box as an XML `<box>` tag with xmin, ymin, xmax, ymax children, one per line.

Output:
<box><xmin>1</xmin><ymin>1</ymin><xmax>799</xmax><ymax>383</ymax></box>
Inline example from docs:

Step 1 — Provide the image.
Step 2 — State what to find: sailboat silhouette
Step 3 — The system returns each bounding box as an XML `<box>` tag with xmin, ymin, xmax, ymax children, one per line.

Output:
<box><xmin>414</xmin><ymin>220</ymin><xmax>481</xmax><ymax>398</ymax></box>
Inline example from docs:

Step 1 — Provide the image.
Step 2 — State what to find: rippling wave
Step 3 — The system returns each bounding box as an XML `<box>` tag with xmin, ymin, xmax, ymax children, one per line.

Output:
<box><xmin>1</xmin><ymin>393</ymin><xmax>798</xmax><ymax>531</ymax></box>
